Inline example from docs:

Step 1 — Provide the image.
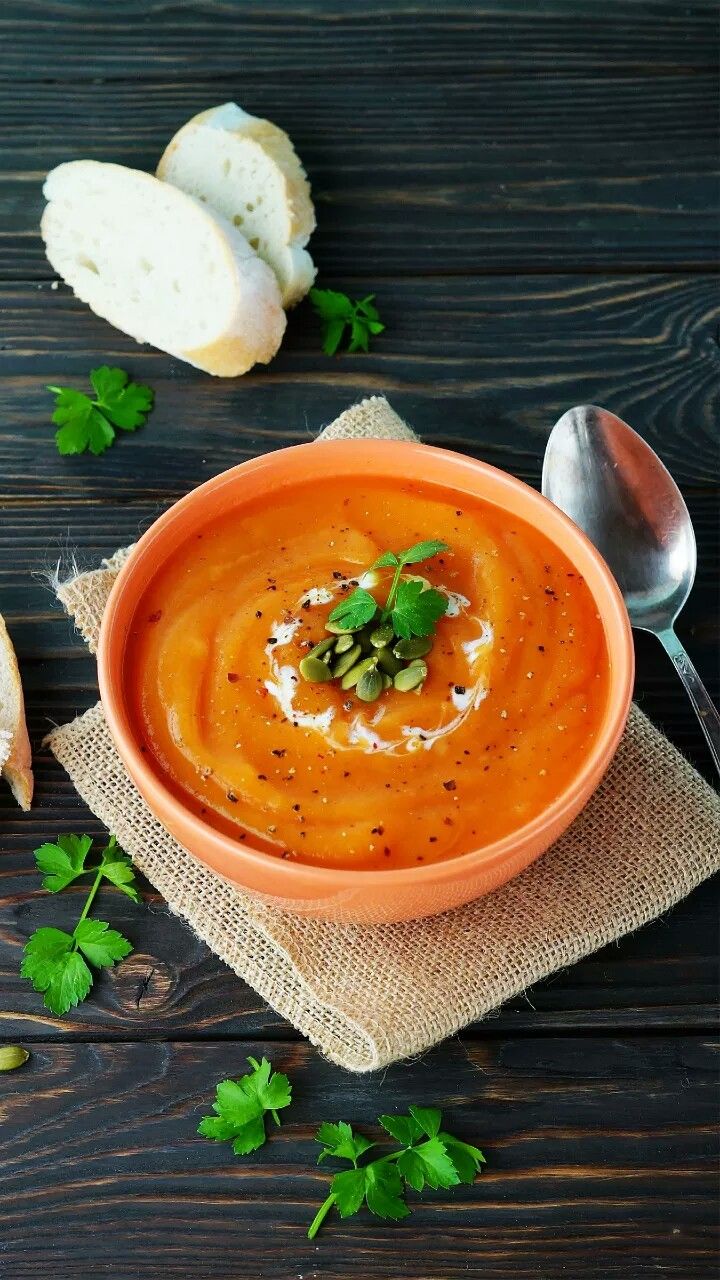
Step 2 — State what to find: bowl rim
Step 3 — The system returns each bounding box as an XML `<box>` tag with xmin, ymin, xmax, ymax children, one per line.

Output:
<box><xmin>98</xmin><ymin>437</ymin><xmax>634</xmax><ymax>889</ymax></box>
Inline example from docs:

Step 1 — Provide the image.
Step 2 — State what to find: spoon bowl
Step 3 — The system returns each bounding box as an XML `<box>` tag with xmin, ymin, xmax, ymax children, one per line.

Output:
<box><xmin>542</xmin><ymin>405</ymin><xmax>719</xmax><ymax>776</ymax></box>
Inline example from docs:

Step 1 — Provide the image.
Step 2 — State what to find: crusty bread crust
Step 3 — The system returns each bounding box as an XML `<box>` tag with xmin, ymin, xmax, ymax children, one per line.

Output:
<box><xmin>42</xmin><ymin>161</ymin><xmax>286</xmax><ymax>377</ymax></box>
<box><xmin>0</xmin><ymin>614</ymin><xmax>33</xmax><ymax>810</ymax></box>
<box><xmin>157</xmin><ymin>104</ymin><xmax>316</xmax><ymax>307</ymax></box>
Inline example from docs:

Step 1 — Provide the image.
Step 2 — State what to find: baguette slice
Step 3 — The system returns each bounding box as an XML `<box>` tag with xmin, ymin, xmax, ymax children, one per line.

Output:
<box><xmin>0</xmin><ymin>614</ymin><xmax>33</xmax><ymax>810</ymax></box>
<box><xmin>157</xmin><ymin>103</ymin><xmax>316</xmax><ymax>307</ymax></box>
<box><xmin>42</xmin><ymin>160</ymin><xmax>286</xmax><ymax>377</ymax></box>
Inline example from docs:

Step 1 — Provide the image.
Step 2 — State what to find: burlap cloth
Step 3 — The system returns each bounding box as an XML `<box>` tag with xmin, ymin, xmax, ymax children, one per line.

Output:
<box><xmin>47</xmin><ymin>397</ymin><xmax>720</xmax><ymax>1072</ymax></box>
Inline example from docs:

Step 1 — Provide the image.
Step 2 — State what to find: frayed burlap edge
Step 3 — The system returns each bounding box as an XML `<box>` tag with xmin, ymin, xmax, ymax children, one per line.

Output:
<box><xmin>47</xmin><ymin>396</ymin><xmax>720</xmax><ymax>1071</ymax></box>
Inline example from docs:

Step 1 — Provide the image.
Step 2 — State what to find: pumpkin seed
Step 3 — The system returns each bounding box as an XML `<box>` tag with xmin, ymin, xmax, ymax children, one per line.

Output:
<box><xmin>331</xmin><ymin>643</ymin><xmax>362</xmax><ymax>678</ymax></box>
<box><xmin>376</xmin><ymin>646</ymin><xmax>402</xmax><ymax>677</ymax></box>
<box><xmin>381</xmin><ymin>673</ymin><xmax>393</xmax><ymax>690</ymax></box>
<box><xmin>325</xmin><ymin>620</ymin><xmax>359</xmax><ymax>635</ymax></box>
<box><xmin>308</xmin><ymin>636</ymin><xmax>335</xmax><ymax>659</ymax></box>
<box><xmin>299</xmin><ymin>655</ymin><xmax>335</xmax><ymax>682</ymax></box>
<box><xmin>394</xmin><ymin>662</ymin><xmax>427</xmax><ymax>692</ymax></box>
<box><xmin>334</xmin><ymin>633</ymin><xmax>356</xmax><ymax>654</ymax></box>
<box><xmin>393</xmin><ymin>635</ymin><xmax>432</xmax><ymax>660</ymax></box>
<box><xmin>369</xmin><ymin>622</ymin><xmax>394</xmax><ymax>649</ymax></box>
<box><xmin>0</xmin><ymin>1045</ymin><xmax>29</xmax><ymax>1072</ymax></box>
<box><xmin>340</xmin><ymin>655</ymin><xmax>377</xmax><ymax>690</ymax></box>
<box><xmin>356</xmin><ymin>668</ymin><xmax>383</xmax><ymax>702</ymax></box>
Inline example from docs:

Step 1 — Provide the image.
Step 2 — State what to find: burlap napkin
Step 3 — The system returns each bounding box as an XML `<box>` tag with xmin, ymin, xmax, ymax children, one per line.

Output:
<box><xmin>47</xmin><ymin>397</ymin><xmax>720</xmax><ymax>1072</ymax></box>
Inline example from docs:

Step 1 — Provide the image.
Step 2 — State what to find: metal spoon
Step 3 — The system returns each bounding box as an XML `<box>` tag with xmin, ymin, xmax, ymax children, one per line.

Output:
<box><xmin>542</xmin><ymin>404</ymin><xmax>719</xmax><ymax>776</ymax></box>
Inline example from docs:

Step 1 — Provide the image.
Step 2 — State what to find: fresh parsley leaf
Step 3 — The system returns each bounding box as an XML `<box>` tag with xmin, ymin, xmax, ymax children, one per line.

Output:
<box><xmin>362</xmin><ymin>1161</ymin><xmax>410</xmax><ymax>1220</ymax></box>
<box><xmin>48</xmin><ymin>367</ymin><xmax>154</xmax><ymax>456</ymax></box>
<box><xmin>33</xmin><ymin>833</ymin><xmax>94</xmax><ymax>893</ymax></box>
<box><xmin>398</xmin><ymin>540</ymin><xmax>449</xmax><ymax>567</ymax></box>
<box><xmin>310</xmin><ymin>288</ymin><xmax>385</xmax><ymax>356</ymax></box>
<box><xmin>328</xmin><ymin>1162</ymin><xmax>409</xmax><ymax>1222</ymax></box>
<box><xmin>20</xmin><ymin>928</ymin><xmax>93</xmax><ymax>1015</ymax></box>
<box><xmin>89</xmin><ymin>366</ymin><xmax>153</xmax><ymax>429</ymax></box>
<box><xmin>438</xmin><ymin>1132</ymin><xmax>486</xmax><ymax>1183</ymax></box>
<box><xmin>308</xmin><ymin>1106</ymin><xmax>485</xmax><ymax>1238</ymax></box>
<box><xmin>20</xmin><ymin>832</ymin><xmax>138</xmax><ymax>1017</ymax></box>
<box><xmin>198</xmin><ymin>1057</ymin><xmax>292</xmax><ymax>1156</ymax></box>
<box><xmin>330</xmin><ymin>1167</ymin><xmax>368</xmax><ymax>1218</ymax></box>
<box><xmin>397</xmin><ymin>1136</ymin><xmax>460</xmax><ymax>1191</ymax></box>
<box><xmin>372</xmin><ymin>550</ymin><xmax>400</xmax><ymax>569</ymax></box>
<box><xmin>73</xmin><ymin>918</ymin><xmax>133</xmax><ymax>968</ymax></box>
<box><xmin>327</xmin><ymin>587</ymin><xmax>377</xmax><ymax>631</ymax></box>
<box><xmin>316</xmin><ymin>1121</ymin><xmax>375</xmax><ymax>1165</ymax></box>
<box><xmin>391</xmin><ymin>580</ymin><xmax>447</xmax><ymax>640</ymax></box>
<box><xmin>98</xmin><ymin>835</ymin><xmax>140</xmax><ymax>901</ymax></box>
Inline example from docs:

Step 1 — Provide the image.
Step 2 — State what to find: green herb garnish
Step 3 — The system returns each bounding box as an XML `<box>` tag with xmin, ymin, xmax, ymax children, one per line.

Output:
<box><xmin>309</xmin><ymin>288</ymin><xmax>385</xmax><ymax>355</ymax></box>
<box><xmin>20</xmin><ymin>834</ymin><xmax>138</xmax><ymax>1015</ymax></box>
<box><xmin>48</xmin><ymin>366</ymin><xmax>154</xmax><ymax>455</ymax></box>
<box><xmin>308</xmin><ymin>1106</ymin><xmax>485</xmax><ymax>1238</ymax></box>
<box><xmin>303</xmin><ymin>540</ymin><xmax>450</xmax><ymax>701</ymax></box>
<box><xmin>198</xmin><ymin>1057</ymin><xmax>292</xmax><ymax>1155</ymax></box>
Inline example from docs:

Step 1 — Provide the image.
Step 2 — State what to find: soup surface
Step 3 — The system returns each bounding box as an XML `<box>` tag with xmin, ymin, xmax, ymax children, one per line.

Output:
<box><xmin>126</xmin><ymin>477</ymin><xmax>609</xmax><ymax>869</ymax></box>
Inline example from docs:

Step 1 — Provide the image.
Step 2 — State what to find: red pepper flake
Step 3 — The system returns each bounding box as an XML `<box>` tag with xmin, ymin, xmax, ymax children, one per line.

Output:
<box><xmin>227</xmin><ymin>672</ymin><xmax>239</xmax><ymax>683</ymax></box>
<box><xmin>371</xmin><ymin>825</ymin><xmax>384</xmax><ymax>835</ymax></box>
<box><xmin>443</xmin><ymin>817</ymin><xmax>454</xmax><ymax>826</ymax></box>
<box><xmin>227</xmin><ymin>792</ymin><xmax>238</xmax><ymax>803</ymax></box>
<box><xmin>538</xmin><ymin>644</ymin><xmax>545</xmax><ymax>652</ymax></box>
<box><xmin>257</xmin><ymin>774</ymin><xmax>267</xmax><ymax>781</ymax></box>
<box><xmin>292</xmin><ymin>803</ymin><xmax>301</xmax><ymax>812</ymax></box>
<box><xmin>271</xmin><ymin>748</ymin><xmax>286</xmax><ymax>758</ymax></box>
<box><xmin>332</xmin><ymin>570</ymin><xmax>344</xmax><ymax>580</ymax></box>
<box><xmin>255</xmin><ymin>610</ymin><xmax>263</xmax><ymax>619</ymax></box>
<box><xmin>384</xmin><ymin>847</ymin><xmax>391</xmax><ymax>856</ymax></box>
<box><xmin>342</xmin><ymin>700</ymin><xmax>353</xmax><ymax>712</ymax></box>
<box><xmin>148</xmin><ymin>610</ymin><xmax>162</xmax><ymax>623</ymax></box>
<box><xmin>454</xmin><ymin>684</ymin><xmax>466</xmax><ymax>696</ymax></box>
<box><xmin>429</xmin><ymin>836</ymin><xmax>438</xmax><ymax>843</ymax></box>
<box><xmin>267</xmin><ymin>637</ymin><xmax>277</xmax><ymax>645</ymax></box>
<box><xmin>343</xmin><ymin>770</ymin><xmax>351</xmax><ymax>778</ymax></box>
<box><xmin>443</xmin><ymin>779</ymin><xmax>456</xmax><ymax>791</ymax></box>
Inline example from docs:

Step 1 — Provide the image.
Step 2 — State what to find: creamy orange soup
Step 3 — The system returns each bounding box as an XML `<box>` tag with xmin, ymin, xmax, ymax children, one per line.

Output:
<box><xmin>126</xmin><ymin>477</ymin><xmax>609</xmax><ymax>870</ymax></box>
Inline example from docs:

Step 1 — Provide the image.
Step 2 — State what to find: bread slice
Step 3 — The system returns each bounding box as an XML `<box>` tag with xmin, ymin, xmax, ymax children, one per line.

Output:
<box><xmin>41</xmin><ymin>160</ymin><xmax>286</xmax><ymax>376</ymax></box>
<box><xmin>157</xmin><ymin>103</ymin><xmax>316</xmax><ymax>307</ymax></box>
<box><xmin>0</xmin><ymin>614</ymin><xmax>33</xmax><ymax>810</ymax></box>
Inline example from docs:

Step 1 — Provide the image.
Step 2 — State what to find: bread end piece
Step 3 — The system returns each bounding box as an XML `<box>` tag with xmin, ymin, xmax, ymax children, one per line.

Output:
<box><xmin>0</xmin><ymin>615</ymin><xmax>33</xmax><ymax>810</ymax></box>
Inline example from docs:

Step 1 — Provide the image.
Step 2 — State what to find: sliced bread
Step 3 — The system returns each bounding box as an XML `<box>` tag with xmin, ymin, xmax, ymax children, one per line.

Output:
<box><xmin>42</xmin><ymin>160</ymin><xmax>286</xmax><ymax>376</ymax></box>
<box><xmin>157</xmin><ymin>103</ymin><xmax>316</xmax><ymax>307</ymax></box>
<box><xmin>0</xmin><ymin>614</ymin><xmax>33</xmax><ymax>810</ymax></box>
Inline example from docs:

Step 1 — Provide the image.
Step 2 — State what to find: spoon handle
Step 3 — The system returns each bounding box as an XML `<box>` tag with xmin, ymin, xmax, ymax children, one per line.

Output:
<box><xmin>657</xmin><ymin>628</ymin><xmax>720</xmax><ymax>777</ymax></box>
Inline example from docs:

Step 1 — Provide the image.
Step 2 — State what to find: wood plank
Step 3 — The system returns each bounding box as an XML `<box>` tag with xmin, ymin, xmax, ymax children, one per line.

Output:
<box><xmin>0</xmin><ymin>1036</ymin><xmax>717</xmax><ymax>1279</ymax></box>
<box><xmin>2</xmin><ymin>1</ymin><xmax>717</xmax><ymax>80</ymax></box>
<box><xmin>0</xmin><ymin>67</ymin><xmax>716</xmax><ymax>276</ymax></box>
<box><xmin>1</xmin><ymin>275</ymin><xmax>718</xmax><ymax>498</ymax></box>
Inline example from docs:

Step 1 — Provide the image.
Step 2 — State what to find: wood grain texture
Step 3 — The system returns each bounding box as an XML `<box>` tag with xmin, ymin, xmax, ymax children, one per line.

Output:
<box><xmin>1</xmin><ymin>1037</ymin><xmax>717</xmax><ymax>1280</ymax></box>
<box><xmin>2</xmin><ymin>0</ymin><xmax>718</xmax><ymax>79</ymax></box>
<box><xmin>0</xmin><ymin>19</ymin><xmax>717</xmax><ymax>275</ymax></box>
<box><xmin>0</xmin><ymin>3</ymin><xmax>718</xmax><ymax>1276</ymax></box>
<box><xmin>1</xmin><ymin>276</ymin><xmax>718</xmax><ymax>498</ymax></box>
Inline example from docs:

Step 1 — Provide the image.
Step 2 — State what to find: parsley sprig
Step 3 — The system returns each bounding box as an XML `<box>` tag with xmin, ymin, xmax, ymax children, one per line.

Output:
<box><xmin>20</xmin><ymin>834</ymin><xmax>138</xmax><ymax>1015</ymax></box>
<box><xmin>307</xmin><ymin>1106</ymin><xmax>485</xmax><ymax>1237</ymax></box>
<box><xmin>309</xmin><ymin>288</ymin><xmax>385</xmax><ymax>355</ymax></box>
<box><xmin>48</xmin><ymin>366</ymin><xmax>154</xmax><ymax>455</ymax></box>
<box><xmin>328</xmin><ymin>539</ymin><xmax>450</xmax><ymax>640</ymax></box>
<box><xmin>198</xmin><ymin>1057</ymin><xmax>292</xmax><ymax>1155</ymax></box>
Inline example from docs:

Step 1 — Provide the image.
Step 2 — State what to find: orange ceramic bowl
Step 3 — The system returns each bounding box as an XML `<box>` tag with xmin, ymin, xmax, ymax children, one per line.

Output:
<box><xmin>98</xmin><ymin>439</ymin><xmax>633</xmax><ymax>924</ymax></box>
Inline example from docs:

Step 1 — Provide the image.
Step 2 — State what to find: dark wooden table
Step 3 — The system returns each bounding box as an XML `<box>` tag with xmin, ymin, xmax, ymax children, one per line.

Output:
<box><xmin>1</xmin><ymin>4</ymin><xmax>718</xmax><ymax>1277</ymax></box>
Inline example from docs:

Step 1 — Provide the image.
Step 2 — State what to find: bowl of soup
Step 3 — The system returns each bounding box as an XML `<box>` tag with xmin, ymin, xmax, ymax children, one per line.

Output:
<box><xmin>98</xmin><ymin>438</ymin><xmax>633</xmax><ymax>924</ymax></box>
